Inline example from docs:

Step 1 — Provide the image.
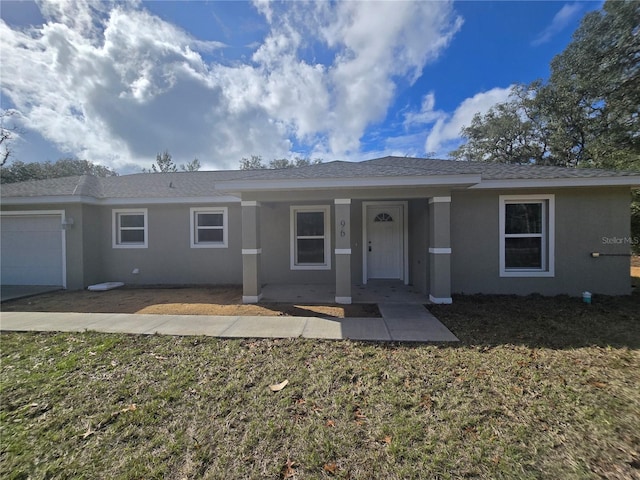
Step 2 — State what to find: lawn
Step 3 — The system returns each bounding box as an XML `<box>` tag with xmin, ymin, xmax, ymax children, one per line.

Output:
<box><xmin>1</xmin><ymin>294</ymin><xmax>639</xmax><ymax>479</ymax></box>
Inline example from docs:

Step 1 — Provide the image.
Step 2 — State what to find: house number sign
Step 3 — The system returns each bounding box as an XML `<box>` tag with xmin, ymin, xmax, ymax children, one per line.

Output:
<box><xmin>340</xmin><ymin>220</ymin><xmax>346</xmax><ymax>237</ymax></box>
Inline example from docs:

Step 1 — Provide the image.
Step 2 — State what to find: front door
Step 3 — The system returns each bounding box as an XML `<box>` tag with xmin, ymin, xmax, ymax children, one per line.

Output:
<box><xmin>366</xmin><ymin>205</ymin><xmax>403</xmax><ymax>280</ymax></box>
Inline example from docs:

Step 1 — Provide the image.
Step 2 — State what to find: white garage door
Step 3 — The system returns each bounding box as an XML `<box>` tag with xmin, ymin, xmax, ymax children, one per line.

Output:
<box><xmin>1</xmin><ymin>214</ymin><xmax>65</xmax><ymax>286</ymax></box>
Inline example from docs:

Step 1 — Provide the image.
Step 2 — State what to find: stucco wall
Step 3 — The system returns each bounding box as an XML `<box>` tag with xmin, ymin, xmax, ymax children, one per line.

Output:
<box><xmin>81</xmin><ymin>204</ymin><xmax>104</xmax><ymax>287</ymax></box>
<box><xmin>451</xmin><ymin>187</ymin><xmax>632</xmax><ymax>296</ymax></box>
<box><xmin>96</xmin><ymin>203</ymin><xmax>243</xmax><ymax>285</ymax></box>
<box><xmin>260</xmin><ymin>202</ymin><xmax>335</xmax><ymax>284</ymax></box>
<box><xmin>409</xmin><ymin>198</ymin><xmax>429</xmax><ymax>294</ymax></box>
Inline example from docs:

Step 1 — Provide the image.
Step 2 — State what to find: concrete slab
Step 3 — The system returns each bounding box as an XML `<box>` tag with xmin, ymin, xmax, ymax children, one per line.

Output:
<box><xmin>220</xmin><ymin>316</ymin><xmax>307</xmax><ymax>338</ymax></box>
<box><xmin>1</xmin><ymin>312</ymin><xmax>97</xmax><ymax>332</ymax></box>
<box><xmin>378</xmin><ymin>304</ymin><xmax>458</xmax><ymax>342</ymax></box>
<box><xmin>1</xmin><ymin>306</ymin><xmax>458</xmax><ymax>343</ymax></box>
<box><xmin>339</xmin><ymin>317</ymin><xmax>392</xmax><ymax>341</ymax></box>
<box><xmin>153</xmin><ymin>316</ymin><xmax>239</xmax><ymax>336</ymax></box>
<box><xmin>1</xmin><ymin>285</ymin><xmax>62</xmax><ymax>303</ymax></box>
<box><xmin>84</xmin><ymin>314</ymin><xmax>171</xmax><ymax>334</ymax></box>
<box><xmin>301</xmin><ymin>317</ymin><xmax>343</xmax><ymax>339</ymax></box>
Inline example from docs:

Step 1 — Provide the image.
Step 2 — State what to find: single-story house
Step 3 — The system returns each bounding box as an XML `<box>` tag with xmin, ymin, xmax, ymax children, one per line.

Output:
<box><xmin>1</xmin><ymin>156</ymin><xmax>639</xmax><ymax>303</ymax></box>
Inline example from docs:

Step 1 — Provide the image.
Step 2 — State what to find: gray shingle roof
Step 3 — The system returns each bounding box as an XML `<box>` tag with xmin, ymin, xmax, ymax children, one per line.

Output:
<box><xmin>2</xmin><ymin>156</ymin><xmax>638</xmax><ymax>200</ymax></box>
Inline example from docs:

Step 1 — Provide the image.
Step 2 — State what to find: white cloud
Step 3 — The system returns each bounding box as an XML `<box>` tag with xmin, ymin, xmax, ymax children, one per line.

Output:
<box><xmin>424</xmin><ymin>87</ymin><xmax>513</xmax><ymax>155</ymax></box>
<box><xmin>403</xmin><ymin>92</ymin><xmax>442</xmax><ymax>126</ymax></box>
<box><xmin>532</xmin><ymin>3</ymin><xmax>582</xmax><ymax>46</ymax></box>
<box><xmin>1</xmin><ymin>0</ymin><xmax>463</xmax><ymax>170</ymax></box>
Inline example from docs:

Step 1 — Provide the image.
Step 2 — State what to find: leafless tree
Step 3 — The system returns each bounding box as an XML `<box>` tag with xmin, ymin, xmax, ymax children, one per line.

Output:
<box><xmin>1</xmin><ymin>110</ymin><xmax>22</xmax><ymax>167</ymax></box>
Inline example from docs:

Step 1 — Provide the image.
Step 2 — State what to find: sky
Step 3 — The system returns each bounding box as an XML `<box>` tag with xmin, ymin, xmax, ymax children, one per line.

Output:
<box><xmin>0</xmin><ymin>0</ymin><xmax>602</xmax><ymax>174</ymax></box>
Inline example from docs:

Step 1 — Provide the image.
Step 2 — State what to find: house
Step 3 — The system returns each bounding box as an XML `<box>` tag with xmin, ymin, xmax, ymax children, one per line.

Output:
<box><xmin>1</xmin><ymin>156</ymin><xmax>639</xmax><ymax>303</ymax></box>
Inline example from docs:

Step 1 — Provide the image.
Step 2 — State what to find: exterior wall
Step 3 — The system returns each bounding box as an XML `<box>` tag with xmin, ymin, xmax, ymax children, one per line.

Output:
<box><xmin>63</xmin><ymin>204</ymin><xmax>85</xmax><ymax>289</ymax></box>
<box><xmin>81</xmin><ymin>204</ymin><xmax>104</xmax><ymax>287</ymax></box>
<box><xmin>451</xmin><ymin>187</ymin><xmax>632</xmax><ymax>296</ymax></box>
<box><xmin>409</xmin><ymin>198</ymin><xmax>429</xmax><ymax>294</ymax></box>
<box><xmin>260</xmin><ymin>202</ymin><xmax>335</xmax><ymax>284</ymax></box>
<box><xmin>97</xmin><ymin>203</ymin><xmax>243</xmax><ymax>285</ymax></box>
<box><xmin>350</xmin><ymin>199</ymin><xmax>364</xmax><ymax>285</ymax></box>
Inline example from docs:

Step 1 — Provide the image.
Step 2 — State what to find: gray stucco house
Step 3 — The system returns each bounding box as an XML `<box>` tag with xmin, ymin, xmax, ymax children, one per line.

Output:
<box><xmin>2</xmin><ymin>156</ymin><xmax>639</xmax><ymax>303</ymax></box>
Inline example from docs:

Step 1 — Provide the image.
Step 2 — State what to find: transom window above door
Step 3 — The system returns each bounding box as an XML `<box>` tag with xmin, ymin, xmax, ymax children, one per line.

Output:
<box><xmin>373</xmin><ymin>212</ymin><xmax>393</xmax><ymax>222</ymax></box>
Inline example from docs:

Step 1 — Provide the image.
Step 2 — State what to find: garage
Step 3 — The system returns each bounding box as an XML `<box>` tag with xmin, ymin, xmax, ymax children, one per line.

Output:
<box><xmin>1</xmin><ymin>212</ymin><xmax>65</xmax><ymax>287</ymax></box>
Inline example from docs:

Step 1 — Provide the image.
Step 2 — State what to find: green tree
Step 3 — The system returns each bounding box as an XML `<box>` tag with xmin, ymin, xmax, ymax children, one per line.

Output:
<box><xmin>181</xmin><ymin>158</ymin><xmax>201</xmax><ymax>172</ymax></box>
<box><xmin>450</xmin><ymin>0</ymin><xmax>640</xmax><ymax>251</ymax></box>
<box><xmin>0</xmin><ymin>158</ymin><xmax>117</xmax><ymax>184</ymax></box>
<box><xmin>144</xmin><ymin>150</ymin><xmax>178</xmax><ymax>173</ymax></box>
<box><xmin>240</xmin><ymin>156</ymin><xmax>322</xmax><ymax>170</ymax></box>
<box><xmin>239</xmin><ymin>155</ymin><xmax>267</xmax><ymax>170</ymax></box>
<box><xmin>144</xmin><ymin>151</ymin><xmax>201</xmax><ymax>172</ymax></box>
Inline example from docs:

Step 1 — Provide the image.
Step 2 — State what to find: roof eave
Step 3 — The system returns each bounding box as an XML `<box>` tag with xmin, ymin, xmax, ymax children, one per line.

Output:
<box><xmin>469</xmin><ymin>176</ymin><xmax>640</xmax><ymax>189</ymax></box>
<box><xmin>216</xmin><ymin>174</ymin><xmax>483</xmax><ymax>192</ymax></box>
<box><xmin>0</xmin><ymin>195</ymin><xmax>241</xmax><ymax>205</ymax></box>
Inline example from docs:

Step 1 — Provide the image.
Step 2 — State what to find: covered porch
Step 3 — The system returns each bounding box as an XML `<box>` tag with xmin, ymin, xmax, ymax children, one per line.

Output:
<box><xmin>239</xmin><ymin>193</ymin><xmax>454</xmax><ymax>306</ymax></box>
<box><xmin>215</xmin><ymin>168</ymin><xmax>479</xmax><ymax>307</ymax></box>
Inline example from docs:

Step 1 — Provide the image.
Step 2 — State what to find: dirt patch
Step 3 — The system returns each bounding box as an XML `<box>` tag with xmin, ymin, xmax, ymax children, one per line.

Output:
<box><xmin>1</xmin><ymin>286</ymin><xmax>380</xmax><ymax>318</ymax></box>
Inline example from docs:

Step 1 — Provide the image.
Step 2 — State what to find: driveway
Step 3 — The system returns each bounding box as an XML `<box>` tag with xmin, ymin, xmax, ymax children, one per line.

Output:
<box><xmin>0</xmin><ymin>285</ymin><xmax>62</xmax><ymax>303</ymax></box>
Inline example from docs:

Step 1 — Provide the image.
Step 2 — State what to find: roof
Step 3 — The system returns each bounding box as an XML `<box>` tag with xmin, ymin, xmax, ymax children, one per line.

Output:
<box><xmin>2</xmin><ymin>156</ymin><xmax>639</xmax><ymax>202</ymax></box>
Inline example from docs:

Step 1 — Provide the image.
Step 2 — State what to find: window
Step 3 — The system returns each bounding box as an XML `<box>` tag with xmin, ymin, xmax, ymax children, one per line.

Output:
<box><xmin>113</xmin><ymin>209</ymin><xmax>148</xmax><ymax>248</ymax></box>
<box><xmin>290</xmin><ymin>206</ymin><xmax>331</xmax><ymax>270</ymax></box>
<box><xmin>374</xmin><ymin>212</ymin><xmax>393</xmax><ymax>222</ymax></box>
<box><xmin>499</xmin><ymin>195</ymin><xmax>554</xmax><ymax>277</ymax></box>
<box><xmin>190</xmin><ymin>207</ymin><xmax>228</xmax><ymax>248</ymax></box>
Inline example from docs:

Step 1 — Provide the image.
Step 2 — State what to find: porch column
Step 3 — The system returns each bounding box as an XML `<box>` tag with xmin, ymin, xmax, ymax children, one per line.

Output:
<box><xmin>241</xmin><ymin>201</ymin><xmax>262</xmax><ymax>303</ymax></box>
<box><xmin>334</xmin><ymin>199</ymin><xmax>352</xmax><ymax>304</ymax></box>
<box><xmin>428</xmin><ymin>196</ymin><xmax>452</xmax><ymax>304</ymax></box>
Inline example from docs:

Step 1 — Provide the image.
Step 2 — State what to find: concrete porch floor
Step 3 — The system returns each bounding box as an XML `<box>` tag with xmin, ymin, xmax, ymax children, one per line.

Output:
<box><xmin>260</xmin><ymin>280</ymin><xmax>429</xmax><ymax>304</ymax></box>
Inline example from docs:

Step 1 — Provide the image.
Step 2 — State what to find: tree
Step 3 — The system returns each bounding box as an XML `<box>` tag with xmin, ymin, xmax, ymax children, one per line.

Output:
<box><xmin>452</xmin><ymin>84</ymin><xmax>548</xmax><ymax>165</ymax></box>
<box><xmin>0</xmin><ymin>158</ymin><xmax>117</xmax><ymax>184</ymax></box>
<box><xmin>240</xmin><ymin>156</ymin><xmax>322</xmax><ymax>170</ymax></box>
<box><xmin>181</xmin><ymin>158</ymin><xmax>201</xmax><ymax>172</ymax></box>
<box><xmin>450</xmin><ymin>0</ymin><xmax>640</xmax><ymax>251</ymax></box>
<box><xmin>1</xmin><ymin>110</ymin><xmax>22</xmax><ymax>167</ymax></box>
<box><xmin>144</xmin><ymin>150</ymin><xmax>201</xmax><ymax>172</ymax></box>
<box><xmin>452</xmin><ymin>1</ymin><xmax>639</xmax><ymax>170</ymax></box>
<box><xmin>239</xmin><ymin>155</ymin><xmax>267</xmax><ymax>170</ymax></box>
<box><xmin>144</xmin><ymin>150</ymin><xmax>177</xmax><ymax>173</ymax></box>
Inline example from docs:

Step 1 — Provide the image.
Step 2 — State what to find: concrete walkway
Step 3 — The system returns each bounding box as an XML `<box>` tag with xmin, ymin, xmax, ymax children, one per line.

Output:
<box><xmin>0</xmin><ymin>305</ymin><xmax>458</xmax><ymax>342</ymax></box>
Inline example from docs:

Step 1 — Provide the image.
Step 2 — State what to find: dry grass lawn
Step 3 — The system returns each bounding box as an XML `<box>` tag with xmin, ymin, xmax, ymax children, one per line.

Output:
<box><xmin>1</xmin><ymin>286</ymin><xmax>379</xmax><ymax>318</ymax></box>
<box><xmin>1</xmin><ymin>293</ymin><xmax>639</xmax><ymax>479</ymax></box>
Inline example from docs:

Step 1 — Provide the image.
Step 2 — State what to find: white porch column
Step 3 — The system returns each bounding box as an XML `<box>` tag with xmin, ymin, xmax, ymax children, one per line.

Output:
<box><xmin>241</xmin><ymin>201</ymin><xmax>262</xmax><ymax>303</ymax></box>
<box><xmin>334</xmin><ymin>199</ymin><xmax>352</xmax><ymax>304</ymax></box>
<box><xmin>428</xmin><ymin>196</ymin><xmax>452</xmax><ymax>304</ymax></box>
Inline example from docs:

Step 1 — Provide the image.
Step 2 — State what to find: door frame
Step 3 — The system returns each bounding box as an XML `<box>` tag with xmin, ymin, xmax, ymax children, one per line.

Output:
<box><xmin>362</xmin><ymin>201</ymin><xmax>409</xmax><ymax>285</ymax></box>
<box><xmin>0</xmin><ymin>210</ymin><xmax>67</xmax><ymax>288</ymax></box>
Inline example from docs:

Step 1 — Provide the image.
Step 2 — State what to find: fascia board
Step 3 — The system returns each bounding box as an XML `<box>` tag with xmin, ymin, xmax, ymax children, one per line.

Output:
<box><xmin>1</xmin><ymin>195</ymin><xmax>242</xmax><ymax>206</ymax></box>
<box><xmin>470</xmin><ymin>176</ymin><xmax>640</xmax><ymax>189</ymax></box>
<box><xmin>217</xmin><ymin>174</ymin><xmax>482</xmax><ymax>191</ymax></box>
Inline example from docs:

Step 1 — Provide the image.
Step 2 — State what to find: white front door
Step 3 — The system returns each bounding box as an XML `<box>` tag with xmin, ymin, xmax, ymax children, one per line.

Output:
<box><xmin>366</xmin><ymin>205</ymin><xmax>403</xmax><ymax>280</ymax></box>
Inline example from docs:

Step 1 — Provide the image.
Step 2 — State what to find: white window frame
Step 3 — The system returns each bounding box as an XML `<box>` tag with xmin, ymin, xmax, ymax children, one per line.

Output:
<box><xmin>190</xmin><ymin>207</ymin><xmax>228</xmax><ymax>248</ymax></box>
<box><xmin>499</xmin><ymin>194</ymin><xmax>555</xmax><ymax>277</ymax></box>
<box><xmin>112</xmin><ymin>208</ymin><xmax>148</xmax><ymax>249</ymax></box>
<box><xmin>290</xmin><ymin>205</ymin><xmax>331</xmax><ymax>270</ymax></box>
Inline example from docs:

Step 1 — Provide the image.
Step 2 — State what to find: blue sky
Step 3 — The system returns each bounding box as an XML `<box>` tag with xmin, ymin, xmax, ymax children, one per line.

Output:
<box><xmin>0</xmin><ymin>0</ymin><xmax>601</xmax><ymax>173</ymax></box>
